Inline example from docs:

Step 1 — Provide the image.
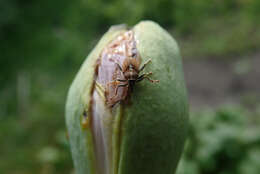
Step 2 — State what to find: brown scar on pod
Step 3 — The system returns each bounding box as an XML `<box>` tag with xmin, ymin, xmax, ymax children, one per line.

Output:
<box><xmin>81</xmin><ymin>110</ymin><xmax>89</xmax><ymax>129</ymax></box>
<box><xmin>94</xmin><ymin>30</ymin><xmax>159</xmax><ymax>107</ymax></box>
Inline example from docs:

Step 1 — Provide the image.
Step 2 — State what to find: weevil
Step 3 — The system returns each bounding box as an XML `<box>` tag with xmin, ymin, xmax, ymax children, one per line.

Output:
<box><xmin>108</xmin><ymin>56</ymin><xmax>159</xmax><ymax>106</ymax></box>
<box><xmin>95</xmin><ymin>30</ymin><xmax>159</xmax><ymax>107</ymax></box>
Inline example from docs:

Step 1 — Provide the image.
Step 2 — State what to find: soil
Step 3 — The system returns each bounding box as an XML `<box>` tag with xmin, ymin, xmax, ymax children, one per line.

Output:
<box><xmin>183</xmin><ymin>52</ymin><xmax>260</xmax><ymax>110</ymax></box>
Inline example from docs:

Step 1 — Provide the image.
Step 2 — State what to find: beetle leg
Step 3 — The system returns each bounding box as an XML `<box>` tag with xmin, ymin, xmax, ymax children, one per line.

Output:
<box><xmin>110</xmin><ymin>83</ymin><xmax>128</xmax><ymax>99</ymax></box>
<box><xmin>139</xmin><ymin>59</ymin><xmax>152</xmax><ymax>72</ymax></box>
<box><xmin>107</xmin><ymin>78</ymin><xmax>127</xmax><ymax>87</ymax></box>
<box><xmin>116</xmin><ymin>78</ymin><xmax>127</xmax><ymax>82</ymax></box>
<box><xmin>115</xmin><ymin>83</ymin><xmax>128</xmax><ymax>95</ymax></box>
<box><xmin>115</xmin><ymin>62</ymin><xmax>123</xmax><ymax>72</ymax></box>
<box><xmin>138</xmin><ymin>76</ymin><xmax>159</xmax><ymax>83</ymax></box>
<box><xmin>137</xmin><ymin>72</ymin><xmax>159</xmax><ymax>83</ymax></box>
<box><xmin>107</xmin><ymin>80</ymin><xmax>118</xmax><ymax>86</ymax></box>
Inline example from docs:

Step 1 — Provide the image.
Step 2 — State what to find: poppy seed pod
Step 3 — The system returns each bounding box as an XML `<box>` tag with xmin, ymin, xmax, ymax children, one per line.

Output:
<box><xmin>65</xmin><ymin>21</ymin><xmax>189</xmax><ymax>174</ymax></box>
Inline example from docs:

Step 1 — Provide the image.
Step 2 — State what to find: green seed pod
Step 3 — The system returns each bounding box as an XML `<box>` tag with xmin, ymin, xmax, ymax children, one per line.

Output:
<box><xmin>65</xmin><ymin>21</ymin><xmax>189</xmax><ymax>174</ymax></box>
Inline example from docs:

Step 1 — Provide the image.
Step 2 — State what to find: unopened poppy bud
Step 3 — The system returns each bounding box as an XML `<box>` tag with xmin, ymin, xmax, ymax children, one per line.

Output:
<box><xmin>65</xmin><ymin>21</ymin><xmax>189</xmax><ymax>174</ymax></box>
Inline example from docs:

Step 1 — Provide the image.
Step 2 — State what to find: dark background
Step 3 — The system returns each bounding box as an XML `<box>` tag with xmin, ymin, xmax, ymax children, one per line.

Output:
<box><xmin>0</xmin><ymin>0</ymin><xmax>260</xmax><ymax>174</ymax></box>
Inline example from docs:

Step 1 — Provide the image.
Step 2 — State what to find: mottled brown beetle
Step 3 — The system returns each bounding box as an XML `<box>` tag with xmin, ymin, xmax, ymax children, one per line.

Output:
<box><xmin>110</xmin><ymin>56</ymin><xmax>159</xmax><ymax>102</ymax></box>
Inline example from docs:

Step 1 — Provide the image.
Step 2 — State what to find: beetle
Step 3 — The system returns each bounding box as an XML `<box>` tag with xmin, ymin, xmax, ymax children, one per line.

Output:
<box><xmin>109</xmin><ymin>56</ymin><xmax>159</xmax><ymax>104</ymax></box>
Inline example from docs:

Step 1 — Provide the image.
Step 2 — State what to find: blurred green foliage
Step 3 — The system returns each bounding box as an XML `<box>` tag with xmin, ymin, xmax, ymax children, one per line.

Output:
<box><xmin>1</xmin><ymin>104</ymin><xmax>260</xmax><ymax>174</ymax></box>
<box><xmin>177</xmin><ymin>105</ymin><xmax>260</xmax><ymax>174</ymax></box>
<box><xmin>0</xmin><ymin>0</ymin><xmax>260</xmax><ymax>173</ymax></box>
<box><xmin>1</xmin><ymin>0</ymin><xmax>260</xmax><ymax>84</ymax></box>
